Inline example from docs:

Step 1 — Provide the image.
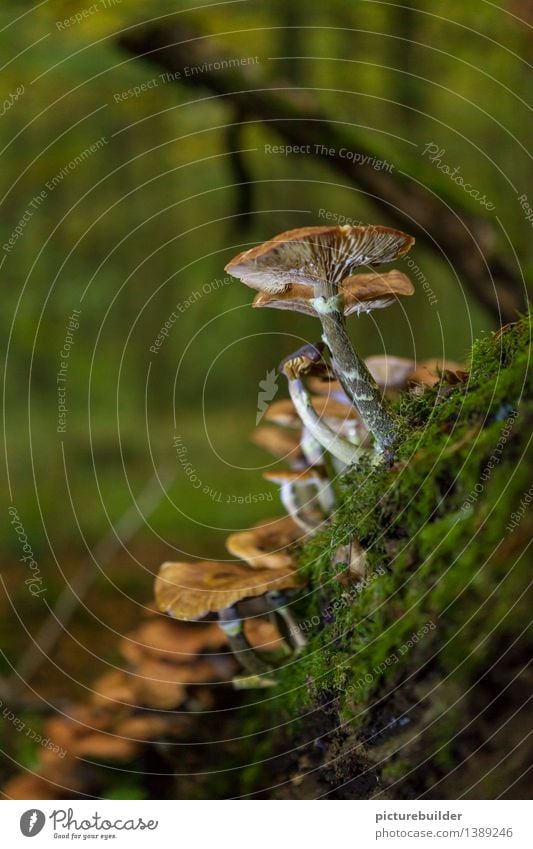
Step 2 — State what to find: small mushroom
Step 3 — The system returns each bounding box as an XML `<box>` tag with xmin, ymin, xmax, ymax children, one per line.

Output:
<box><xmin>279</xmin><ymin>344</ymin><xmax>362</xmax><ymax>466</ymax></box>
<box><xmin>155</xmin><ymin>559</ymin><xmax>302</xmax><ymax>676</ymax></box>
<box><xmin>408</xmin><ymin>358</ymin><xmax>466</xmax><ymax>389</ymax></box>
<box><xmin>119</xmin><ymin>618</ymin><xmax>225</xmax><ymax>666</ymax></box>
<box><xmin>72</xmin><ymin>733</ymin><xmax>139</xmax><ymax>762</ymax></box>
<box><xmin>131</xmin><ymin>657</ymin><xmax>227</xmax><ymax>710</ymax></box>
<box><xmin>225</xmin><ymin>225</ymin><xmax>415</xmax><ymax>452</ymax></box>
<box><xmin>155</xmin><ymin>560</ymin><xmax>301</xmax><ymax>621</ymax></box>
<box><xmin>226</xmin><ymin>515</ymin><xmax>302</xmax><ymax>569</ymax></box>
<box><xmin>90</xmin><ymin>669</ymin><xmax>137</xmax><ymax>707</ymax></box>
<box><xmin>251</xmin><ymin>425</ymin><xmax>305</xmax><ymax>467</ymax></box>
<box><xmin>115</xmin><ymin>713</ymin><xmax>191</xmax><ymax>742</ymax></box>
<box><xmin>365</xmin><ymin>355</ymin><xmax>416</xmax><ymax>396</ymax></box>
<box><xmin>263</xmin><ymin>467</ymin><xmax>330</xmax><ymax>532</ymax></box>
<box><xmin>244</xmin><ymin>616</ymin><xmax>286</xmax><ymax>654</ymax></box>
<box><xmin>307</xmin><ymin>374</ymin><xmax>349</xmax><ymax>404</ymax></box>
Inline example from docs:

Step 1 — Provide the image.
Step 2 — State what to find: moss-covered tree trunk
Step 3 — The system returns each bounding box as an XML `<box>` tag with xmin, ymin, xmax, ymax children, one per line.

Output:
<box><xmin>226</xmin><ymin>317</ymin><xmax>532</xmax><ymax>799</ymax></box>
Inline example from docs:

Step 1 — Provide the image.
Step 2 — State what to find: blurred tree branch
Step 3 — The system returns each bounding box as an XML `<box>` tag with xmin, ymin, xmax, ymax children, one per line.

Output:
<box><xmin>118</xmin><ymin>25</ymin><xmax>526</xmax><ymax>324</ymax></box>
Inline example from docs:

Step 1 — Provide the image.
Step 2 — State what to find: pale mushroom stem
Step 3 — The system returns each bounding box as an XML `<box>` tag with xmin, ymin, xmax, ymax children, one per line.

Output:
<box><xmin>312</xmin><ymin>293</ymin><xmax>399</xmax><ymax>452</ymax></box>
<box><xmin>300</xmin><ymin>428</ymin><xmax>337</xmax><ymax>513</ymax></box>
<box><xmin>287</xmin><ymin>376</ymin><xmax>362</xmax><ymax>466</ymax></box>
<box><xmin>274</xmin><ymin>606</ymin><xmax>307</xmax><ymax>652</ymax></box>
<box><xmin>278</xmin><ymin>480</ymin><xmax>322</xmax><ymax>533</ymax></box>
<box><xmin>300</xmin><ymin>427</ymin><xmax>324</xmax><ymax>466</ymax></box>
<box><xmin>217</xmin><ymin>607</ymin><xmax>271</xmax><ymax>675</ymax></box>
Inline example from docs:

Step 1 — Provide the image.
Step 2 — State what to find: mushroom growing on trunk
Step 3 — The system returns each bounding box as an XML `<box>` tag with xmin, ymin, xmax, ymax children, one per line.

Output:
<box><xmin>225</xmin><ymin>225</ymin><xmax>415</xmax><ymax>453</ymax></box>
<box><xmin>279</xmin><ymin>342</ymin><xmax>363</xmax><ymax>466</ymax></box>
<box><xmin>155</xmin><ymin>559</ymin><xmax>303</xmax><ymax>676</ymax></box>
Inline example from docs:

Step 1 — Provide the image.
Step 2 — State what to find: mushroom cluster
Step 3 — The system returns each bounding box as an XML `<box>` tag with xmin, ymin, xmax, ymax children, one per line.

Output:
<box><xmin>225</xmin><ymin>225</ymin><xmax>416</xmax><ymax>454</ymax></box>
<box><xmin>5</xmin><ymin>224</ymin><xmax>470</xmax><ymax>798</ymax></box>
<box><xmin>4</xmin><ymin>616</ymin><xmax>236</xmax><ymax>799</ymax></box>
<box><xmin>152</xmin><ymin>224</ymin><xmax>469</xmax><ymax>684</ymax></box>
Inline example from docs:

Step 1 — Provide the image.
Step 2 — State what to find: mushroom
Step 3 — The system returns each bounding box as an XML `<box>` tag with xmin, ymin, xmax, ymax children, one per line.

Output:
<box><xmin>307</xmin><ymin>374</ymin><xmax>349</xmax><ymax>405</ymax></box>
<box><xmin>119</xmin><ymin>618</ymin><xmax>226</xmax><ymax>666</ymax></box>
<box><xmin>408</xmin><ymin>358</ymin><xmax>466</xmax><ymax>389</ymax></box>
<box><xmin>225</xmin><ymin>225</ymin><xmax>415</xmax><ymax>452</ymax></box>
<box><xmin>72</xmin><ymin>733</ymin><xmax>139</xmax><ymax>762</ymax></box>
<box><xmin>279</xmin><ymin>343</ymin><xmax>363</xmax><ymax>466</ymax></box>
<box><xmin>90</xmin><ymin>669</ymin><xmax>137</xmax><ymax>707</ymax></box>
<box><xmin>225</xmin><ymin>515</ymin><xmax>303</xmax><ymax>569</ymax></box>
<box><xmin>365</xmin><ymin>355</ymin><xmax>416</xmax><ymax>396</ymax></box>
<box><xmin>155</xmin><ymin>559</ymin><xmax>302</xmax><ymax>675</ymax></box>
<box><xmin>131</xmin><ymin>657</ymin><xmax>229</xmax><ymax>710</ymax></box>
<box><xmin>250</xmin><ymin>425</ymin><xmax>305</xmax><ymax>468</ymax></box>
<box><xmin>262</xmin><ymin>467</ymin><xmax>330</xmax><ymax>532</ymax></box>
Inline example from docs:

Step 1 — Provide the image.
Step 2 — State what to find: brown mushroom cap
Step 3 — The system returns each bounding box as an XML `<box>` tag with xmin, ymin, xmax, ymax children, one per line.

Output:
<box><xmin>155</xmin><ymin>560</ymin><xmax>302</xmax><ymax>620</ymax></box>
<box><xmin>265</xmin><ymin>395</ymin><xmax>356</xmax><ymax>429</ymax></box>
<box><xmin>244</xmin><ymin>617</ymin><xmax>285</xmax><ymax>653</ymax></box>
<box><xmin>226</xmin><ymin>515</ymin><xmax>302</xmax><ymax>570</ymax></box>
<box><xmin>253</xmin><ymin>269</ymin><xmax>413</xmax><ymax>316</ymax></box>
<box><xmin>72</xmin><ymin>732</ymin><xmax>139</xmax><ymax>762</ymax></box>
<box><xmin>409</xmin><ymin>358</ymin><xmax>466</xmax><ymax>387</ymax></box>
<box><xmin>263</xmin><ymin>399</ymin><xmax>303</xmax><ymax>428</ymax></box>
<box><xmin>225</xmin><ymin>225</ymin><xmax>415</xmax><ymax>292</ymax></box>
<box><xmin>307</xmin><ymin>375</ymin><xmax>347</xmax><ymax>400</ymax></box>
<box><xmin>3</xmin><ymin>773</ymin><xmax>65</xmax><ymax>800</ymax></box>
<box><xmin>365</xmin><ymin>355</ymin><xmax>416</xmax><ymax>391</ymax></box>
<box><xmin>116</xmin><ymin>714</ymin><xmax>191</xmax><ymax>741</ymax></box>
<box><xmin>90</xmin><ymin>669</ymin><xmax>137</xmax><ymax>707</ymax></box>
<box><xmin>262</xmin><ymin>467</ymin><xmax>326</xmax><ymax>485</ymax></box>
<box><xmin>120</xmin><ymin>618</ymin><xmax>226</xmax><ymax>666</ymax></box>
<box><xmin>251</xmin><ymin>425</ymin><xmax>304</xmax><ymax>462</ymax></box>
<box><xmin>131</xmin><ymin>657</ymin><xmax>225</xmax><ymax>710</ymax></box>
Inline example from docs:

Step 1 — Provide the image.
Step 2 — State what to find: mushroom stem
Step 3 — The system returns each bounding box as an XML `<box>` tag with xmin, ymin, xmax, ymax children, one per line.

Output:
<box><xmin>287</xmin><ymin>376</ymin><xmax>362</xmax><ymax>466</ymax></box>
<box><xmin>312</xmin><ymin>293</ymin><xmax>399</xmax><ymax>452</ymax></box>
<box><xmin>277</xmin><ymin>480</ymin><xmax>322</xmax><ymax>533</ymax></box>
<box><xmin>298</xmin><ymin>429</ymin><xmax>338</xmax><ymax>513</ymax></box>
<box><xmin>217</xmin><ymin>607</ymin><xmax>271</xmax><ymax>675</ymax></box>
<box><xmin>274</xmin><ymin>606</ymin><xmax>307</xmax><ymax>653</ymax></box>
<box><xmin>300</xmin><ymin>427</ymin><xmax>324</xmax><ymax>466</ymax></box>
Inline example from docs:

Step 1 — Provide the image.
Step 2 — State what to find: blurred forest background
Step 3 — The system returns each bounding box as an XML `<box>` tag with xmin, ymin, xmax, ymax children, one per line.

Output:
<box><xmin>0</xmin><ymin>0</ymin><xmax>530</xmax><ymax>794</ymax></box>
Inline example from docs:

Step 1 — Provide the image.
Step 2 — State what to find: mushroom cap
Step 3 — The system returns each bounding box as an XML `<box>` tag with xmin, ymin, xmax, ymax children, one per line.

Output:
<box><xmin>264</xmin><ymin>395</ymin><xmax>356</xmax><ymax>429</ymax></box>
<box><xmin>253</xmin><ymin>269</ymin><xmax>413</xmax><ymax>316</ymax></box>
<box><xmin>155</xmin><ymin>560</ymin><xmax>302</xmax><ymax>620</ymax></box>
<box><xmin>44</xmin><ymin>705</ymin><xmax>112</xmax><ymax>751</ymax></box>
<box><xmin>262</xmin><ymin>467</ymin><xmax>326</xmax><ymax>485</ymax></box>
<box><xmin>307</xmin><ymin>375</ymin><xmax>348</xmax><ymax>403</ymax></box>
<box><xmin>226</xmin><ymin>516</ymin><xmax>302</xmax><ymax>570</ymax></box>
<box><xmin>263</xmin><ymin>398</ymin><xmax>303</xmax><ymax>428</ymax></box>
<box><xmin>72</xmin><ymin>732</ymin><xmax>139</xmax><ymax>762</ymax></box>
<box><xmin>225</xmin><ymin>225</ymin><xmax>415</xmax><ymax>292</ymax></box>
<box><xmin>120</xmin><ymin>618</ymin><xmax>226</xmax><ymax>666</ymax></box>
<box><xmin>116</xmin><ymin>714</ymin><xmax>191</xmax><ymax>741</ymax></box>
<box><xmin>131</xmin><ymin>658</ymin><xmax>222</xmax><ymax>710</ymax></box>
<box><xmin>409</xmin><ymin>358</ymin><xmax>466</xmax><ymax>387</ymax></box>
<box><xmin>365</xmin><ymin>355</ymin><xmax>416</xmax><ymax>391</ymax></box>
<box><xmin>3</xmin><ymin>774</ymin><xmax>65</xmax><ymax>800</ymax></box>
<box><xmin>244</xmin><ymin>617</ymin><xmax>285</xmax><ymax>653</ymax></box>
<box><xmin>90</xmin><ymin>669</ymin><xmax>137</xmax><ymax>707</ymax></box>
<box><xmin>251</xmin><ymin>425</ymin><xmax>304</xmax><ymax>462</ymax></box>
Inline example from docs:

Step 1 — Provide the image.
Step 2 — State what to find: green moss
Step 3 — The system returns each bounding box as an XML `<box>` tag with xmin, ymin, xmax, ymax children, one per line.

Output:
<box><xmin>244</xmin><ymin>316</ymin><xmax>531</xmax><ymax>797</ymax></box>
